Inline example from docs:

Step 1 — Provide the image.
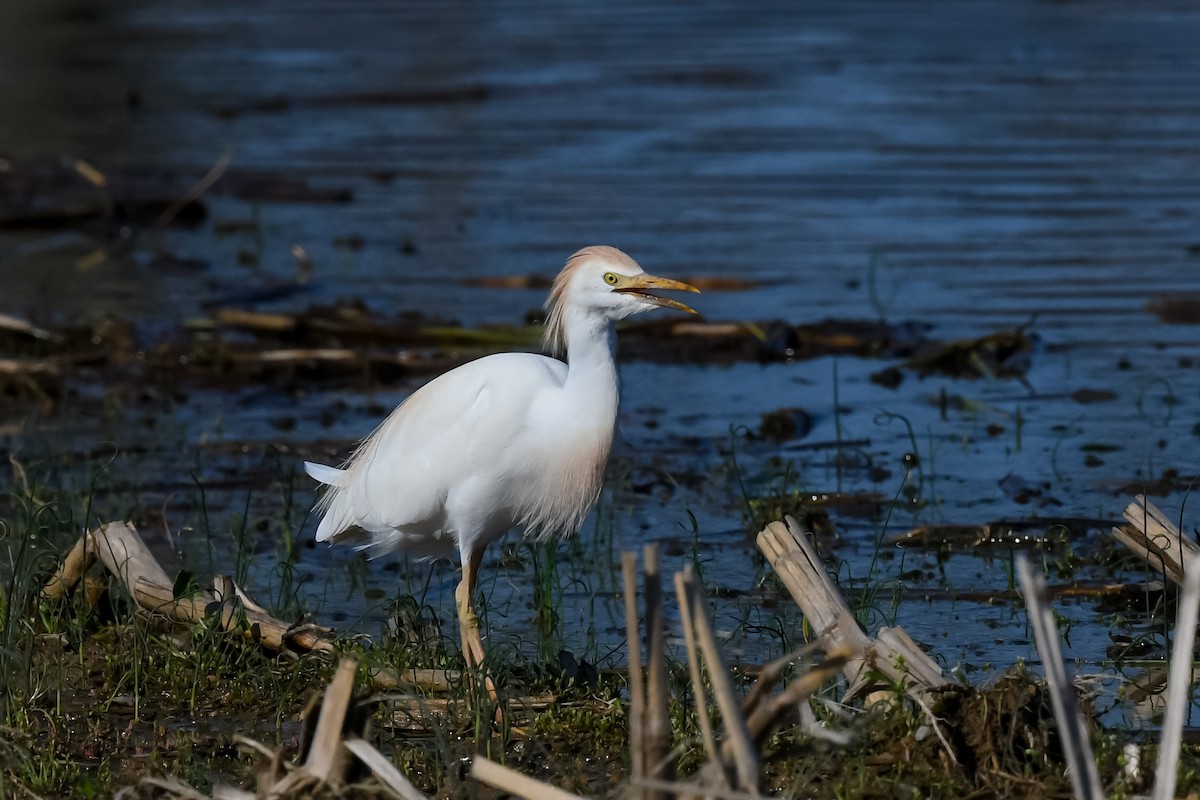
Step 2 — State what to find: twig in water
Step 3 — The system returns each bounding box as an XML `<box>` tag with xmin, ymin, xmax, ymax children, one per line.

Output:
<box><xmin>151</xmin><ymin>145</ymin><xmax>234</xmax><ymax>233</ymax></box>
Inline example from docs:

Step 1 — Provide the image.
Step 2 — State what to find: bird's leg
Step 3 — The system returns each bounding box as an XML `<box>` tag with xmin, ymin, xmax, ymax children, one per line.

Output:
<box><xmin>455</xmin><ymin>547</ymin><xmax>487</xmax><ymax>668</ymax></box>
<box><xmin>455</xmin><ymin>548</ymin><xmax>496</xmax><ymax>700</ymax></box>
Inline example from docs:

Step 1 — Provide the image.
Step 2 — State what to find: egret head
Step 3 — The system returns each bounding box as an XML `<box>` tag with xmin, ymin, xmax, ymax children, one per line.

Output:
<box><xmin>543</xmin><ymin>246</ymin><xmax>699</xmax><ymax>356</ymax></box>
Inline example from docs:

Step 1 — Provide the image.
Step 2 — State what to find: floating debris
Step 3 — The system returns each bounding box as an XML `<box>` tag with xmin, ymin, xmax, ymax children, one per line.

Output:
<box><xmin>1146</xmin><ymin>293</ymin><xmax>1200</xmax><ymax>325</ymax></box>
<box><xmin>757</xmin><ymin>406</ymin><xmax>814</xmax><ymax>441</ymax></box>
<box><xmin>892</xmin><ymin>517</ymin><xmax>1114</xmax><ymax>550</ymax></box>
<box><xmin>904</xmin><ymin>323</ymin><xmax>1037</xmax><ymax>380</ymax></box>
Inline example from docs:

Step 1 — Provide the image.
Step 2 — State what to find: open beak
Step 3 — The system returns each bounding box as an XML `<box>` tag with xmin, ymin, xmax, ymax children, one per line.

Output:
<box><xmin>616</xmin><ymin>273</ymin><xmax>701</xmax><ymax>314</ymax></box>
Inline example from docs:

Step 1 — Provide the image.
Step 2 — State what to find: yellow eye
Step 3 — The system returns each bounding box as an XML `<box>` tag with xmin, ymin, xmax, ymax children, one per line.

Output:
<box><xmin>603</xmin><ymin>272</ymin><xmax>620</xmax><ymax>285</ymax></box>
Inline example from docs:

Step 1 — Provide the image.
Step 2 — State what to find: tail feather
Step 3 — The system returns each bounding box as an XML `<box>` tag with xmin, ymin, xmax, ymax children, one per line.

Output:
<box><xmin>304</xmin><ymin>461</ymin><xmax>354</xmax><ymax>543</ymax></box>
<box><xmin>304</xmin><ymin>461</ymin><xmax>346</xmax><ymax>486</ymax></box>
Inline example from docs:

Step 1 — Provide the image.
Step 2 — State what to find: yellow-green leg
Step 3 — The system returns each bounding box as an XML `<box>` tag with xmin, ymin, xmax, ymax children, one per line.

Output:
<box><xmin>456</xmin><ymin>547</ymin><xmax>496</xmax><ymax>700</ymax></box>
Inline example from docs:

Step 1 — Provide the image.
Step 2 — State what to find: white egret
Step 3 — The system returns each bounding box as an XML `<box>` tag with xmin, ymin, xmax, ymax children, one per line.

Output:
<box><xmin>304</xmin><ymin>246</ymin><xmax>699</xmax><ymax>669</ymax></box>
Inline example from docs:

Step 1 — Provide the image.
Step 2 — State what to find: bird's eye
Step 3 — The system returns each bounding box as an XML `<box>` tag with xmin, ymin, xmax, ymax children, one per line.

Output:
<box><xmin>603</xmin><ymin>272</ymin><xmax>620</xmax><ymax>286</ymax></box>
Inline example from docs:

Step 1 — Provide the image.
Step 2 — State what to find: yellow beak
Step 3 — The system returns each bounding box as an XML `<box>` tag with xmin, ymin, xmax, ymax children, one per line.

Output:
<box><xmin>616</xmin><ymin>273</ymin><xmax>701</xmax><ymax>314</ymax></box>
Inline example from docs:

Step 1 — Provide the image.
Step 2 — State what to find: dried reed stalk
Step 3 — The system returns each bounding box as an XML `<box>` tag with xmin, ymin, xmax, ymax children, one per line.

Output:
<box><xmin>740</xmin><ymin>641</ymin><xmax>821</xmax><ymax>719</ymax></box>
<box><xmin>677</xmin><ymin>566</ymin><xmax>760</xmax><ymax>793</ymax></box>
<box><xmin>673</xmin><ymin>570</ymin><xmax>722</xmax><ymax>783</ymax></box>
<box><xmin>344</xmin><ymin>738</ymin><xmax>427</xmax><ymax>800</ymax></box>
<box><xmin>739</xmin><ymin>645</ymin><xmax>852</xmax><ymax>744</ymax></box>
<box><xmin>1016</xmin><ymin>557</ymin><xmax>1104</xmax><ymax>800</ymax></box>
<box><xmin>643</xmin><ymin>544</ymin><xmax>674</xmax><ymax>793</ymax></box>
<box><xmin>303</xmin><ymin>658</ymin><xmax>358</xmax><ymax>783</ymax></box>
<box><xmin>622</xmin><ymin>551</ymin><xmax>647</xmax><ymax>797</ymax></box>
<box><xmin>1152</xmin><ymin>558</ymin><xmax>1200</xmax><ymax>800</ymax></box>
<box><xmin>117</xmin><ymin>656</ymin><xmax>425</xmax><ymax>800</ymax></box>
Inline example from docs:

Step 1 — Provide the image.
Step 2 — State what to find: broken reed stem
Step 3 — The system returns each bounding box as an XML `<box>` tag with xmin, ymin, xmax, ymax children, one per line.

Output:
<box><xmin>1015</xmin><ymin>557</ymin><xmax>1104</xmax><ymax>800</ymax></box>
<box><xmin>757</xmin><ymin>516</ymin><xmax>945</xmax><ymax>702</ymax></box>
<box><xmin>1113</xmin><ymin>494</ymin><xmax>1200</xmax><ymax>586</ymax></box>
<box><xmin>738</xmin><ymin>645</ymin><xmax>851</xmax><ymax>745</ymax></box>
<box><xmin>343</xmin><ymin>739</ymin><xmax>427</xmax><ymax>800</ymax></box>
<box><xmin>1153</xmin><ymin>561</ymin><xmax>1200</xmax><ymax>800</ymax></box>
<box><xmin>304</xmin><ymin>658</ymin><xmax>358</xmax><ymax>783</ymax></box>
<box><xmin>471</xmin><ymin>757</ymin><xmax>586</xmax><ymax>800</ymax></box>
<box><xmin>622</xmin><ymin>551</ymin><xmax>646</xmax><ymax>796</ymax></box>
<box><xmin>43</xmin><ymin>522</ymin><xmax>339</xmax><ymax>660</ymax></box>
<box><xmin>741</xmin><ymin>642</ymin><xmax>822</xmax><ymax>719</ymax></box>
<box><xmin>678</xmin><ymin>566</ymin><xmax>760</xmax><ymax>793</ymax></box>
<box><xmin>756</xmin><ymin>518</ymin><xmax>870</xmax><ymax>684</ymax></box>
<box><xmin>643</xmin><ymin>544</ymin><xmax>673</xmax><ymax>792</ymax></box>
<box><xmin>673</xmin><ymin>571</ymin><xmax>721</xmax><ymax>780</ymax></box>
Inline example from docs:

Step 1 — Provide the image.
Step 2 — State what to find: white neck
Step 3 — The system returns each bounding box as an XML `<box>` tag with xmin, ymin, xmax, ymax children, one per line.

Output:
<box><xmin>560</xmin><ymin>305</ymin><xmax>620</xmax><ymax>414</ymax></box>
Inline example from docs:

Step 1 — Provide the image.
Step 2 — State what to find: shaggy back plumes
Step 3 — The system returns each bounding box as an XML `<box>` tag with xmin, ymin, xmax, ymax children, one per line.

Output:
<box><xmin>542</xmin><ymin>245</ymin><xmax>641</xmax><ymax>357</ymax></box>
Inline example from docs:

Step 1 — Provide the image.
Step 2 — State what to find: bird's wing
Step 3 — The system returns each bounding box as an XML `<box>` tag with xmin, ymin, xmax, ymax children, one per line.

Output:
<box><xmin>330</xmin><ymin>352</ymin><xmax>567</xmax><ymax>538</ymax></box>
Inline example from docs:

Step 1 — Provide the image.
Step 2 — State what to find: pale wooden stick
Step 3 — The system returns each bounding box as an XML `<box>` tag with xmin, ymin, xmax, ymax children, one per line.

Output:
<box><xmin>133</xmin><ymin>577</ymin><xmax>337</xmax><ymax>655</ymax></box>
<box><xmin>1016</xmin><ymin>557</ymin><xmax>1104</xmax><ymax>800</ymax></box>
<box><xmin>1153</xmin><ymin>561</ymin><xmax>1200</xmax><ymax>800</ymax></box>
<box><xmin>643</xmin><ymin>544</ymin><xmax>673</xmax><ymax>791</ymax></box>
<box><xmin>622</xmin><ymin>551</ymin><xmax>646</xmax><ymax>795</ymax></box>
<box><xmin>873</xmin><ymin>626</ymin><xmax>947</xmax><ymax>692</ymax></box>
<box><xmin>212</xmin><ymin>308</ymin><xmax>299</xmax><ymax>333</ymax></box>
<box><xmin>0</xmin><ymin>358</ymin><xmax>58</xmax><ymax>376</ymax></box>
<box><xmin>88</xmin><ymin>521</ymin><xmax>173</xmax><ymax>596</ymax></box>
<box><xmin>679</xmin><ymin>566</ymin><xmax>759</xmax><ymax>793</ymax></box>
<box><xmin>370</xmin><ymin>666</ymin><xmax>456</xmax><ymax>693</ymax></box>
<box><xmin>674</xmin><ymin>570</ymin><xmax>722</xmax><ymax>775</ymax></box>
<box><xmin>211</xmin><ymin>786</ymin><xmax>255</xmax><ymax>800</ymax></box>
<box><xmin>242</xmin><ymin>348</ymin><xmax>359</xmax><ymax>364</ymax></box>
<box><xmin>471</xmin><ymin>756</ymin><xmax>587</xmax><ymax>800</ymax></box>
<box><xmin>0</xmin><ymin>312</ymin><xmax>59</xmax><ymax>341</ymax></box>
<box><xmin>42</xmin><ymin>532</ymin><xmax>97</xmax><ymax>599</ymax></box>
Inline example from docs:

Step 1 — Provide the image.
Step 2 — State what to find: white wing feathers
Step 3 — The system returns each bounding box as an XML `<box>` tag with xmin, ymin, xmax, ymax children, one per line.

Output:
<box><xmin>306</xmin><ymin>353</ymin><xmax>570</xmax><ymax>552</ymax></box>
